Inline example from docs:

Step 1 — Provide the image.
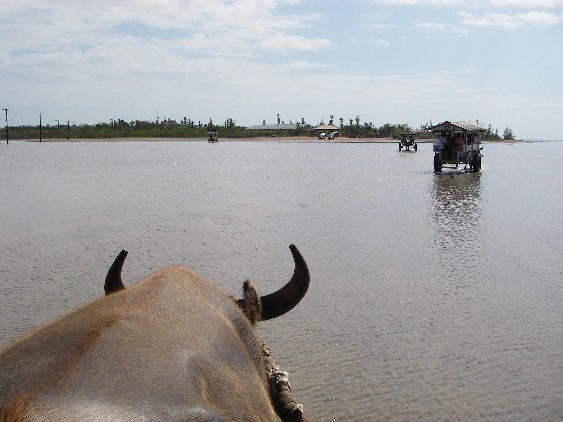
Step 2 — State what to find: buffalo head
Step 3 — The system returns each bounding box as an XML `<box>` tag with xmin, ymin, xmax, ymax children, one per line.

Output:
<box><xmin>0</xmin><ymin>245</ymin><xmax>310</xmax><ymax>422</ymax></box>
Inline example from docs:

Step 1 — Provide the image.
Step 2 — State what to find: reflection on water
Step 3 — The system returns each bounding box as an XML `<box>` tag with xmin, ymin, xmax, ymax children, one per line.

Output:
<box><xmin>430</xmin><ymin>172</ymin><xmax>482</xmax><ymax>254</ymax></box>
<box><xmin>426</xmin><ymin>171</ymin><xmax>488</xmax><ymax>321</ymax></box>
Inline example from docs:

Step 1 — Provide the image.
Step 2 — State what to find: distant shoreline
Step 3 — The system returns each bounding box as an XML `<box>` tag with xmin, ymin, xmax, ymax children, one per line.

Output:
<box><xmin>15</xmin><ymin>136</ymin><xmax>412</xmax><ymax>143</ymax></box>
<box><xmin>6</xmin><ymin>136</ymin><xmax>524</xmax><ymax>144</ymax></box>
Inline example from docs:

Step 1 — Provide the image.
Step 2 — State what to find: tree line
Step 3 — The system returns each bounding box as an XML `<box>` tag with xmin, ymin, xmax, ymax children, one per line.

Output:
<box><xmin>2</xmin><ymin>117</ymin><xmax>244</xmax><ymax>140</ymax></box>
<box><xmin>1</xmin><ymin>115</ymin><xmax>513</xmax><ymax>140</ymax></box>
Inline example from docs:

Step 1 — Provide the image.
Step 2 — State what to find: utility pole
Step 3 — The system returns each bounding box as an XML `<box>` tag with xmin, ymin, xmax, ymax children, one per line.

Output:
<box><xmin>67</xmin><ymin>121</ymin><xmax>70</xmax><ymax>141</ymax></box>
<box><xmin>2</xmin><ymin>108</ymin><xmax>8</xmax><ymax>144</ymax></box>
<box><xmin>39</xmin><ymin>113</ymin><xmax>42</xmax><ymax>142</ymax></box>
<box><xmin>56</xmin><ymin>120</ymin><xmax>60</xmax><ymax>141</ymax></box>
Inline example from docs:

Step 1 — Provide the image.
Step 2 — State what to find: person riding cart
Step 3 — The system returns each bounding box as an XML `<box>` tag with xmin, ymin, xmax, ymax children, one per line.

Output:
<box><xmin>430</xmin><ymin>121</ymin><xmax>483</xmax><ymax>172</ymax></box>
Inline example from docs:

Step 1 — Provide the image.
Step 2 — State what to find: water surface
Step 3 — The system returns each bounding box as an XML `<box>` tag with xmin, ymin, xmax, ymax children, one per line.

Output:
<box><xmin>1</xmin><ymin>140</ymin><xmax>562</xmax><ymax>421</ymax></box>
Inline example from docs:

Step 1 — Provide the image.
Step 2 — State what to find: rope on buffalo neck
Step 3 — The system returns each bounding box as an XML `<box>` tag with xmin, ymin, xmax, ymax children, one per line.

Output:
<box><xmin>260</xmin><ymin>338</ymin><xmax>309</xmax><ymax>422</ymax></box>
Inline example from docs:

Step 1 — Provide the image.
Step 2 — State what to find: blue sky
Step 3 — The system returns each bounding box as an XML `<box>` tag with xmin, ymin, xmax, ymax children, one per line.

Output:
<box><xmin>1</xmin><ymin>0</ymin><xmax>562</xmax><ymax>139</ymax></box>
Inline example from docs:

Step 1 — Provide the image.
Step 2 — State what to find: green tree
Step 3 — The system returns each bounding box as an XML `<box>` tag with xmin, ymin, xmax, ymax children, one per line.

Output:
<box><xmin>503</xmin><ymin>127</ymin><xmax>515</xmax><ymax>140</ymax></box>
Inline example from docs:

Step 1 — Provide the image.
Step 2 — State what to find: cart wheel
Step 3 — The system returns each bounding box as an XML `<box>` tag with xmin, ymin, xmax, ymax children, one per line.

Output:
<box><xmin>472</xmin><ymin>155</ymin><xmax>480</xmax><ymax>172</ymax></box>
<box><xmin>433</xmin><ymin>155</ymin><xmax>442</xmax><ymax>172</ymax></box>
<box><xmin>414</xmin><ymin>143</ymin><xmax>417</xmax><ymax>151</ymax></box>
<box><xmin>399</xmin><ymin>143</ymin><xmax>402</xmax><ymax>151</ymax></box>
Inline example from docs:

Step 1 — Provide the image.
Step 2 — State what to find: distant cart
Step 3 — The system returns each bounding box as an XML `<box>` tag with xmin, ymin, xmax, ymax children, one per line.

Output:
<box><xmin>430</xmin><ymin>121</ymin><xmax>484</xmax><ymax>172</ymax></box>
<box><xmin>208</xmin><ymin>131</ymin><xmax>218</xmax><ymax>143</ymax></box>
<box><xmin>399</xmin><ymin>132</ymin><xmax>417</xmax><ymax>151</ymax></box>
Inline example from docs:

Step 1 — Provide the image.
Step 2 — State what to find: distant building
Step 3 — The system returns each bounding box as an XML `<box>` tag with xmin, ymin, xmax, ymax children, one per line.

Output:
<box><xmin>314</xmin><ymin>124</ymin><xmax>340</xmax><ymax>133</ymax></box>
<box><xmin>314</xmin><ymin>124</ymin><xmax>340</xmax><ymax>139</ymax></box>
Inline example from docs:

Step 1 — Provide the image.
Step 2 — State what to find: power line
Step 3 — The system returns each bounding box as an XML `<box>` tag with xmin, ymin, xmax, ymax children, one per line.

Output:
<box><xmin>2</xmin><ymin>108</ymin><xmax>8</xmax><ymax>144</ymax></box>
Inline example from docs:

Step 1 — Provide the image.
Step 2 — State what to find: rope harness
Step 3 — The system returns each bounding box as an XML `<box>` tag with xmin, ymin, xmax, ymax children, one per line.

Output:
<box><xmin>260</xmin><ymin>339</ymin><xmax>309</xmax><ymax>422</ymax></box>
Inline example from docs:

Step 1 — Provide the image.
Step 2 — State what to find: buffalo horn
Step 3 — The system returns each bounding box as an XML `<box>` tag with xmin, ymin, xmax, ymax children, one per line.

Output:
<box><xmin>260</xmin><ymin>244</ymin><xmax>310</xmax><ymax>321</ymax></box>
<box><xmin>104</xmin><ymin>249</ymin><xmax>128</xmax><ymax>295</ymax></box>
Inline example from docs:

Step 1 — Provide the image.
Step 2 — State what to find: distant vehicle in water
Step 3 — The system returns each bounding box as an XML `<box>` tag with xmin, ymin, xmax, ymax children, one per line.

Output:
<box><xmin>399</xmin><ymin>132</ymin><xmax>417</xmax><ymax>151</ymax></box>
<box><xmin>430</xmin><ymin>121</ymin><xmax>484</xmax><ymax>172</ymax></box>
<box><xmin>318</xmin><ymin>131</ymin><xmax>337</xmax><ymax>140</ymax></box>
<box><xmin>208</xmin><ymin>131</ymin><xmax>218</xmax><ymax>143</ymax></box>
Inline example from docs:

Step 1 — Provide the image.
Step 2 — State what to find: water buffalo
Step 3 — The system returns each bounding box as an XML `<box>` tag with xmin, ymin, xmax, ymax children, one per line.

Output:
<box><xmin>0</xmin><ymin>245</ymin><xmax>310</xmax><ymax>422</ymax></box>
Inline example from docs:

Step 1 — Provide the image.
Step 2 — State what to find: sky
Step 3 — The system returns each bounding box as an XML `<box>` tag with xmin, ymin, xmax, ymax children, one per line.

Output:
<box><xmin>1</xmin><ymin>0</ymin><xmax>562</xmax><ymax>140</ymax></box>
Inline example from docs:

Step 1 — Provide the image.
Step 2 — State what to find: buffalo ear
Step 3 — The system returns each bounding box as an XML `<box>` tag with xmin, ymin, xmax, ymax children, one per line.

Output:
<box><xmin>104</xmin><ymin>250</ymin><xmax>127</xmax><ymax>295</ymax></box>
<box><xmin>237</xmin><ymin>280</ymin><xmax>262</xmax><ymax>326</ymax></box>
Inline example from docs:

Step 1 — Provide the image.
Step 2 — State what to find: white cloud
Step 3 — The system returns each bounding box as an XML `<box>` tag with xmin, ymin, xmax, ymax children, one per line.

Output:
<box><xmin>370</xmin><ymin>0</ymin><xmax>563</xmax><ymax>6</ymax></box>
<box><xmin>459</xmin><ymin>10</ymin><xmax>563</xmax><ymax>28</ymax></box>
<box><xmin>369</xmin><ymin>0</ymin><xmax>465</xmax><ymax>4</ymax></box>
<box><xmin>368</xmin><ymin>0</ymin><xmax>563</xmax><ymax>30</ymax></box>
<box><xmin>486</xmin><ymin>0</ymin><xmax>563</xmax><ymax>7</ymax></box>
<box><xmin>374</xmin><ymin>39</ymin><xmax>391</xmax><ymax>47</ymax></box>
<box><xmin>258</xmin><ymin>34</ymin><xmax>333</xmax><ymax>52</ymax></box>
<box><xmin>367</xmin><ymin>23</ymin><xmax>398</xmax><ymax>30</ymax></box>
<box><xmin>0</xmin><ymin>0</ymin><xmax>331</xmax><ymax>58</ymax></box>
<box><xmin>418</xmin><ymin>22</ymin><xmax>450</xmax><ymax>31</ymax></box>
<box><xmin>275</xmin><ymin>60</ymin><xmax>335</xmax><ymax>71</ymax></box>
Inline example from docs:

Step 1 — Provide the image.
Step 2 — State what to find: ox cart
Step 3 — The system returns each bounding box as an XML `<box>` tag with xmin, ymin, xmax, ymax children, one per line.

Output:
<box><xmin>317</xmin><ymin>131</ymin><xmax>337</xmax><ymax>140</ymax></box>
<box><xmin>399</xmin><ymin>132</ymin><xmax>417</xmax><ymax>151</ymax></box>
<box><xmin>430</xmin><ymin>121</ymin><xmax>483</xmax><ymax>172</ymax></box>
<box><xmin>208</xmin><ymin>131</ymin><xmax>218</xmax><ymax>143</ymax></box>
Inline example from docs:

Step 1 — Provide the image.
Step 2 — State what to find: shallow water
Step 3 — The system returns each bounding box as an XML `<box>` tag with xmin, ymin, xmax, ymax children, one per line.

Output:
<box><xmin>1</xmin><ymin>140</ymin><xmax>562</xmax><ymax>420</ymax></box>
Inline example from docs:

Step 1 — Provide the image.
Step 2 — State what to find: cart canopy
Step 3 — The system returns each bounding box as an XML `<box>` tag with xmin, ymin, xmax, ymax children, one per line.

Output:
<box><xmin>429</xmin><ymin>121</ymin><xmax>484</xmax><ymax>133</ymax></box>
